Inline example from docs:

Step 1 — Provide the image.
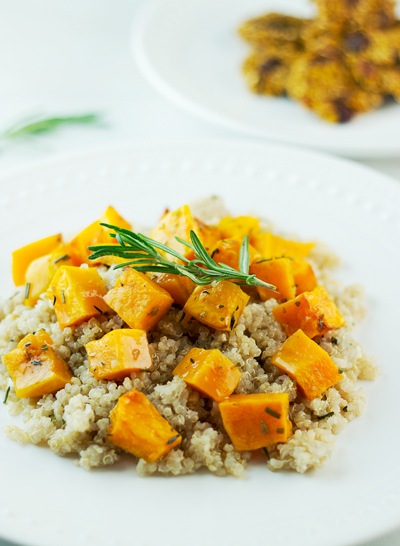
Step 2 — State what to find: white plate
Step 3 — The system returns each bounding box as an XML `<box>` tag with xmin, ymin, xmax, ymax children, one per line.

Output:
<box><xmin>0</xmin><ymin>141</ymin><xmax>400</xmax><ymax>546</ymax></box>
<box><xmin>132</xmin><ymin>0</ymin><xmax>400</xmax><ymax>158</ymax></box>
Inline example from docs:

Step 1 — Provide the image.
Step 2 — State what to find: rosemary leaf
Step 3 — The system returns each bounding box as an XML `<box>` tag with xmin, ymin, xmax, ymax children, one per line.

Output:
<box><xmin>2</xmin><ymin>113</ymin><xmax>103</xmax><ymax>140</ymax></box>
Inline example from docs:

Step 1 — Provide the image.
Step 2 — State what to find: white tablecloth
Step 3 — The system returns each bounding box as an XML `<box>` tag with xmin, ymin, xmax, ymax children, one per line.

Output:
<box><xmin>0</xmin><ymin>1</ymin><xmax>399</xmax><ymax>545</ymax></box>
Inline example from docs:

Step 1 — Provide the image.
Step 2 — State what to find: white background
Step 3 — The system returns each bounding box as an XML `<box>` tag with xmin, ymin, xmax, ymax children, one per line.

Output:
<box><xmin>0</xmin><ymin>1</ymin><xmax>399</xmax><ymax>545</ymax></box>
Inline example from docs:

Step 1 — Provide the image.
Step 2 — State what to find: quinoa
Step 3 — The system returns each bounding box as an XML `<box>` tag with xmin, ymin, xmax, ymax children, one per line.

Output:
<box><xmin>0</xmin><ymin>198</ymin><xmax>379</xmax><ymax>476</ymax></box>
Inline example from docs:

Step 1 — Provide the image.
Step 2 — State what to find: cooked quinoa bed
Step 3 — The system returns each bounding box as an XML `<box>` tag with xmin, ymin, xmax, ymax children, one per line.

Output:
<box><xmin>0</xmin><ymin>198</ymin><xmax>379</xmax><ymax>477</ymax></box>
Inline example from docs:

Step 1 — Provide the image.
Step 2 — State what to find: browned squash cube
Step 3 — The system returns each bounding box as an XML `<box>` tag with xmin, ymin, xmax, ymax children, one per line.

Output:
<box><xmin>104</xmin><ymin>268</ymin><xmax>173</xmax><ymax>331</ymax></box>
<box><xmin>12</xmin><ymin>233</ymin><xmax>62</xmax><ymax>287</ymax></box>
<box><xmin>291</xmin><ymin>260</ymin><xmax>317</xmax><ymax>295</ymax></box>
<box><xmin>210</xmin><ymin>239</ymin><xmax>260</xmax><ymax>271</ymax></box>
<box><xmin>3</xmin><ymin>331</ymin><xmax>73</xmax><ymax>398</ymax></box>
<box><xmin>218</xmin><ymin>216</ymin><xmax>260</xmax><ymax>241</ymax></box>
<box><xmin>146</xmin><ymin>272</ymin><xmax>195</xmax><ymax>306</ymax></box>
<box><xmin>271</xmin><ymin>329</ymin><xmax>343</xmax><ymax>399</ymax></box>
<box><xmin>108</xmin><ymin>389</ymin><xmax>182</xmax><ymax>462</ymax></box>
<box><xmin>86</xmin><ymin>329</ymin><xmax>153</xmax><ymax>380</ymax></box>
<box><xmin>250</xmin><ymin>258</ymin><xmax>296</xmax><ymax>302</ymax></box>
<box><xmin>173</xmin><ymin>348</ymin><xmax>241</xmax><ymax>402</ymax></box>
<box><xmin>273</xmin><ymin>286</ymin><xmax>345</xmax><ymax>338</ymax></box>
<box><xmin>183</xmin><ymin>280</ymin><xmax>250</xmax><ymax>331</ymax></box>
<box><xmin>220</xmin><ymin>393</ymin><xmax>292</xmax><ymax>451</ymax></box>
<box><xmin>48</xmin><ymin>266</ymin><xmax>110</xmax><ymax>329</ymax></box>
<box><xmin>251</xmin><ymin>232</ymin><xmax>315</xmax><ymax>260</ymax></box>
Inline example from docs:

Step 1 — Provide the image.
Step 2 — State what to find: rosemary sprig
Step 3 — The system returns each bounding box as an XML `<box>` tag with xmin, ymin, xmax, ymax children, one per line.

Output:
<box><xmin>1</xmin><ymin>113</ymin><xmax>103</xmax><ymax>141</ymax></box>
<box><xmin>88</xmin><ymin>225</ymin><xmax>275</xmax><ymax>290</ymax></box>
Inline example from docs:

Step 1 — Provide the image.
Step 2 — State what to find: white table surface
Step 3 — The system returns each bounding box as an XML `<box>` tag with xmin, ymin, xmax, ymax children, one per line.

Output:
<box><xmin>0</xmin><ymin>1</ymin><xmax>399</xmax><ymax>545</ymax></box>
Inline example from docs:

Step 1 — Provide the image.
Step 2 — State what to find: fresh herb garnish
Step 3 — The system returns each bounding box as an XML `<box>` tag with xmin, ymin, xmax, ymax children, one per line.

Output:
<box><xmin>3</xmin><ymin>386</ymin><xmax>10</xmax><ymax>404</ymax></box>
<box><xmin>94</xmin><ymin>305</ymin><xmax>102</xmax><ymax>314</ymax></box>
<box><xmin>53</xmin><ymin>295</ymin><xmax>57</xmax><ymax>306</ymax></box>
<box><xmin>178</xmin><ymin>311</ymin><xmax>186</xmax><ymax>324</ymax></box>
<box><xmin>24</xmin><ymin>342</ymin><xmax>31</xmax><ymax>347</ymax></box>
<box><xmin>265</xmin><ymin>407</ymin><xmax>281</xmax><ymax>419</ymax></box>
<box><xmin>2</xmin><ymin>113</ymin><xmax>102</xmax><ymax>141</ymax></box>
<box><xmin>167</xmin><ymin>435</ymin><xmax>180</xmax><ymax>445</ymax></box>
<box><xmin>88</xmin><ymin>229</ymin><xmax>275</xmax><ymax>290</ymax></box>
<box><xmin>41</xmin><ymin>345</ymin><xmax>48</xmax><ymax>351</ymax></box>
<box><xmin>24</xmin><ymin>283</ymin><xmax>31</xmax><ymax>299</ymax></box>
<box><xmin>262</xmin><ymin>447</ymin><xmax>270</xmax><ymax>460</ymax></box>
<box><xmin>31</xmin><ymin>360</ymin><xmax>42</xmax><ymax>366</ymax></box>
<box><xmin>260</xmin><ymin>421</ymin><xmax>269</xmax><ymax>434</ymax></box>
<box><xmin>9</xmin><ymin>291</ymin><xmax>19</xmax><ymax>300</ymax></box>
<box><xmin>317</xmin><ymin>411</ymin><xmax>334</xmax><ymax>420</ymax></box>
<box><xmin>53</xmin><ymin>254</ymin><xmax>70</xmax><ymax>264</ymax></box>
<box><xmin>331</xmin><ymin>337</ymin><xmax>338</xmax><ymax>345</ymax></box>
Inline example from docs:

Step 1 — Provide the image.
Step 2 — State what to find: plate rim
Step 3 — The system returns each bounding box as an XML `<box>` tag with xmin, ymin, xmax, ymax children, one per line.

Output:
<box><xmin>131</xmin><ymin>0</ymin><xmax>400</xmax><ymax>160</ymax></box>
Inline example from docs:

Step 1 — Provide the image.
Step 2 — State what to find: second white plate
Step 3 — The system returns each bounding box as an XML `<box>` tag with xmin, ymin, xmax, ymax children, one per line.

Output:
<box><xmin>133</xmin><ymin>0</ymin><xmax>400</xmax><ymax>158</ymax></box>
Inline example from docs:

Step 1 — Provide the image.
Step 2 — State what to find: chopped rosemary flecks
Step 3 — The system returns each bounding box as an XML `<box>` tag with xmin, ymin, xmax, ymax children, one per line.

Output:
<box><xmin>338</xmin><ymin>368</ymin><xmax>344</xmax><ymax>374</ymax></box>
<box><xmin>167</xmin><ymin>434</ymin><xmax>180</xmax><ymax>445</ymax></box>
<box><xmin>41</xmin><ymin>344</ymin><xmax>48</xmax><ymax>351</ymax></box>
<box><xmin>211</xmin><ymin>248</ymin><xmax>220</xmax><ymax>259</ymax></box>
<box><xmin>295</xmin><ymin>301</ymin><xmax>301</xmax><ymax>307</ymax></box>
<box><xmin>317</xmin><ymin>411</ymin><xmax>334</xmax><ymax>420</ymax></box>
<box><xmin>24</xmin><ymin>282</ymin><xmax>31</xmax><ymax>299</ymax></box>
<box><xmin>24</xmin><ymin>342</ymin><xmax>31</xmax><ymax>347</ymax></box>
<box><xmin>151</xmin><ymin>275</ymin><xmax>157</xmax><ymax>280</ymax></box>
<box><xmin>276</xmin><ymin>428</ymin><xmax>284</xmax><ymax>434</ymax></box>
<box><xmin>262</xmin><ymin>447</ymin><xmax>270</xmax><ymax>460</ymax></box>
<box><xmin>94</xmin><ymin>305</ymin><xmax>102</xmax><ymax>314</ymax></box>
<box><xmin>343</xmin><ymin>406</ymin><xmax>348</xmax><ymax>412</ymax></box>
<box><xmin>3</xmin><ymin>386</ymin><xmax>10</xmax><ymax>404</ymax></box>
<box><xmin>218</xmin><ymin>305</ymin><xmax>225</xmax><ymax>309</ymax></box>
<box><xmin>88</xmin><ymin>229</ymin><xmax>275</xmax><ymax>290</ymax></box>
<box><xmin>260</xmin><ymin>420</ymin><xmax>269</xmax><ymax>434</ymax></box>
<box><xmin>178</xmin><ymin>311</ymin><xmax>186</xmax><ymax>324</ymax></box>
<box><xmin>190</xmin><ymin>358</ymin><xmax>195</xmax><ymax>363</ymax></box>
<box><xmin>201</xmin><ymin>290</ymin><xmax>210</xmax><ymax>296</ymax></box>
<box><xmin>9</xmin><ymin>291</ymin><xmax>19</xmax><ymax>300</ymax></box>
<box><xmin>149</xmin><ymin>307</ymin><xmax>159</xmax><ymax>316</ymax></box>
<box><xmin>101</xmin><ymin>362</ymin><xmax>106</xmax><ymax>366</ymax></box>
<box><xmin>230</xmin><ymin>313</ymin><xmax>236</xmax><ymax>330</ymax></box>
<box><xmin>318</xmin><ymin>314</ymin><xmax>326</xmax><ymax>331</ymax></box>
<box><xmin>31</xmin><ymin>360</ymin><xmax>42</xmax><ymax>366</ymax></box>
<box><xmin>53</xmin><ymin>295</ymin><xmax>57</xmax><ymax>306</ymax></box>
<box><xmin>61</xmin><ymin>290</ymin><xmax>66</xmax><ymax>304</ymax></box>
<box><xmin>331</xmin><ymin>337</ymin><xmax>338</xmax><ymax>345</ymax></box>
<box><xmin>265</xmin><ymin>407</ymin><xmax>281</xmax><ymax>419</ymax></box>
<box><xmin>53</xmin><ymin>254</ymin><xmax>70</xmax><ymax>264</ymax></box>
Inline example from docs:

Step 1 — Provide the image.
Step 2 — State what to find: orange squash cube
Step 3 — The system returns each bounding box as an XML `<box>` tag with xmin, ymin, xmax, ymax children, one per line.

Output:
<box><xmin>183</xmin><ymin>280</ymin><xmax>250</xmax><ymax>331</ymax></box>
<box><xmin>250</xmin><ymin>258</ymin><xmax>295</xmax><ymax>302</ymax></box>
<box><xmin>48</xmin><ymin>266</ymin><xmax>110</xmax><ymax>329</ymax></box>
<box><xmin>86</xmin><ymin>329</ymin><xmax>152</xmax><ymax>380</ymax></box>
<box><xmin>271</xmin><ymin>329</ymin><xmax>343</xmax><ymax>399</ymax></box>
<box><xmin>173</xmin><ymin>348</ymin><xmax>241</xmax><ymax>402</ymax></box>
<box><xmin>70</xmin><ymin>206</ymin><xmax>132</xmax><ymax>264</ymax></box>
<box><xmin>3</xmin><ymin>331</ymin><xmax>73</xmax><ymax>398</ymax></box>
<box><xmin>150</xmin><ymin>205</ymin><xmax>219</xmax><ymax>263</ymax></box>
<box><xmin>104</xmin><ymin>268</ymin><xmax>173</xmax><ymax>331</ymax></box>
<box><xmin>24</xmin><ymin>244</ymin><xmax>79</xmax><ymax>306</ymax></box>
<box><xmin>12</xmin><ymin>233</ymin><xmax>62</xmax><ymax>286</ymax></box>
<box><xmin>146</xmin><ymin>272</ymin><xmax>195</xmax><ymax>306</ymax></box>
<box><xmin>292</xmin><ymin>260</ymin><xmax>318</xmax><ymax>295</ymax></box>
<box><xmin>273</xmin><ymin>286</ymin><xmax>345</xmax><ymax>338</ymax></box>
<box><xmin>210</xmin><ymin>239</ymin><xmax>260</xmax><ymax>270</ymax></box>
<box><xmin>218</xmin><ymin>216</ymin><xmax>260</xmax><ymax>241</ymax></box>
<box><xmin>220</xmin><ymin>393</ymin><xmax>292</xmax><ymax>451</ymax></box>
<box><xmin>252</xmin><ymin>232</ymin><xmax>315</xmax><ymax>260</ymax></box>
<box><xmin>108</xmin><ymin>389</ymin><xmax>182</xmax><ymax>463</ymax></box>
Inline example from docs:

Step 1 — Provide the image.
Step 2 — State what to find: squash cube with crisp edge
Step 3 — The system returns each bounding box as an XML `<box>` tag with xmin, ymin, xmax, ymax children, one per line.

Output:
<box><xmin>108</xmin><ymin>389</ymin><xmax>182</xmax><ymax>463</ymax></box>
<box><xmin>47</xmin><ymin>266</ymin><xmax>110</xmax><ymax>329</ymax></box>
<box><xmin>86</xmin><ymin>329</ymin><xmax>153</xmax><ymax>380</ymax></box>
<box><xmin>173</xmin><ymin>348</ymin><xmax>241</xmax><ymax>402</ymax></box>
<box><xmin>104</xmin><ymin>268</ymin><xmax>173</xmax><ymax>331</ymax></box>
<box><xmin>250</xmin><ymin>258</ymin><xmax>295</xmax><ymax>302</ymax></box>
<box><xmin>271</xmin><ymin>329</ymin><xmax>343</xmax><ymax>399</ymax></box>
<box><xmin>3</xmin><ymin>330</ymin><xmax>73</xmax><ymax>398</ymax></box>
<box><xmin>220</xmin><ymin>393</ymin><xmax>292</xmax><ymax>451</ymax></box>
<box><xmin>183</xmin><ymin>280</ymin><xmax>249</xmax><ymax>331</ymax></box>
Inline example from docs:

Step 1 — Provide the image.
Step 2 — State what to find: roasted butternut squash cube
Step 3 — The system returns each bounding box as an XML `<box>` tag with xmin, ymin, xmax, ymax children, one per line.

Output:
<box><xmin>108</xmin><ymin>389</ymin><xmax>182</xmax><ymax>462</ymax></box>
<box><xmin>218</xmin><ymin>216</ymin><xmax>260</xmax><ymax>241</ymax></box>
<box><xmin>272</xmin><ymin>329</ymin><xmax>343</xmax><ymax>399</ymax></box>
<box><xmin>173</xmin><ymin>348</ymin><xmax>241</xmax><ymax>402</ymax></box>
<box><xmin>25</xmin><ymin>244</ymin><xmax>78</xmax><ymax>306</ymax></box>
<box><xmin>252</xmin><ymin>232</ymin><xmax>315</xmax><ymax>260</ymax></box>
<box><xmin>70</xmin><ymin>206</ymin><xmax>132</xmax><ymax>264</ymax></box>
<box><xmin>146</xmin><ymin>272</ymin><xmax>195</xmax><ymax>306</ymax></box>
<box><xmin>104</xmin><ymin>268</ymin><xmax>173</xmax><ymax>331</ymax></box>
<box><xmin>3</xmin><ymin>331</ymin><xmax>73</xmax><ymax>398</ymax></box>
<box><xmin>292</xmin><ymin>260</ymin><xmax>318</xmax><ymax>295</ymax></box>
<box><xmin>150</xmin><ymin>205</ymin><xmax>219</xmax><ymax>263</ymax></box>
<box><xmin>48</xmin><ymin>266</ymin><xmax>110</xmax><ymax>329</ymax></box>
<box><xmin>220</xmin><ymin>393</ymin><xmax>292</xmax><ymax>451</ymax></box>
<box><xmin>210</xmin><ymin>239</ymin><xmax>260</xmax><ymax>270</ymax></box>
<box><xmin>250</xmin><ymin>258</ymin><xmax>295</xmax><ymax>302</ymax></box>
<box><xmin>183</xmin><ymin>280</ymin><xmax>249</xmax><ymax>331</ymax></box>
<box><xmin>86</xmin><ymin>329</ymin><xmax>152</xmax><ymax>380</ymax></box>
<box><xmin>12</xmin><ymin>233</ymin><xmax>62</xmax><ymax>286</ymax></box>
<box><xmin>273</xmin><ymin>286</ymin><xmax>345</xmax><ymax>338</ymax></box>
